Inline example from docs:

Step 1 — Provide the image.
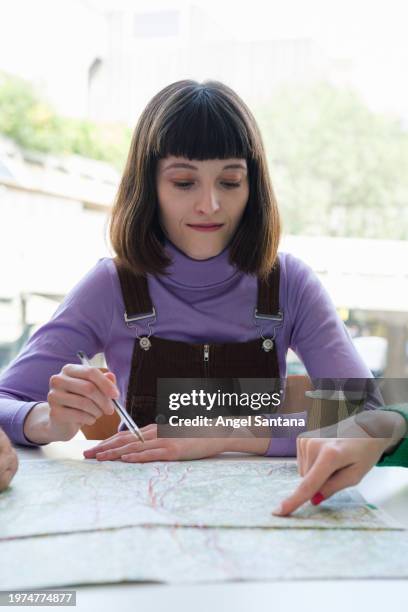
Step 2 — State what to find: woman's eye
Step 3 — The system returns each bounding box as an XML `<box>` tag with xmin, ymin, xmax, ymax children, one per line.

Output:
<box><xmin>174</xmin><ymin>182</ymin><xmax>193</xmax><ymax>189</ymax></box>
<box><xmin>173</xmin><ymin>181</ymin><xmax>241</xmax><ymax>190</ymax></box>
<box><xmin>222</xmin><ymin>182</ymin><xmax>241</xmax><ymax>189</ymax></box>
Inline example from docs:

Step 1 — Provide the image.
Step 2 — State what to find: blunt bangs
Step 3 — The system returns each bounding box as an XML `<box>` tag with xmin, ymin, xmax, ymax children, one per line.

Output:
<box><xmin>154</xmin><ymin>86</ymin><xmax>253</xmax><ymax>162</ymax></box>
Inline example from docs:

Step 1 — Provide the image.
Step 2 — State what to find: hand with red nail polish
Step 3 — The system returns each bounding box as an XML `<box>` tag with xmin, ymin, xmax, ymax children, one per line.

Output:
<box><xmin>272</xmin><ymin>412</ymin><xmax>406</xmax><ymax>517</ymax></box>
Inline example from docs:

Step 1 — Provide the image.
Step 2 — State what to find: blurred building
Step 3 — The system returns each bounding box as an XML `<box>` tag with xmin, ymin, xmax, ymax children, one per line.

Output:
<box><xmin>1</xmin><ymin>1</ymin><xmax>407</xmax><ymax>123</ymax></box>
<box><xmin>86</xmin><ymin>3</ymin><xmax>330</xmax><ymax>124</ymax></box>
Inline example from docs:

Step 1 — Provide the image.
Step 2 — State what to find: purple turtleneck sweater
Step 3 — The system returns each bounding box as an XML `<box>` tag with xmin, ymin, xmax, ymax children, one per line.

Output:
<box><xmin>0</xmin><ymin>240</ymin><xmax>371</xmax><ymax>453</ymax></box>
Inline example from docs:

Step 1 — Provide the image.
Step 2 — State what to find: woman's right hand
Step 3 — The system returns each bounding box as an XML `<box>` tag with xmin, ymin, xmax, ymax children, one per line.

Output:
<box><xmin>272</xmin><ymin>410</ymin><xmax>407</xmax><ymax>516</ymax></box>
<box><xmin>24</xmin><ymin>364</ymin><xmax>120</xmax><ymax>443</ymax></box>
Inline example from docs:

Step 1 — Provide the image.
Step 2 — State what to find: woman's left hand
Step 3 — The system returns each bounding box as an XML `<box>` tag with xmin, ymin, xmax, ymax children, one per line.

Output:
<box><xmin>83</xmin><ymin>424</ymin><xmax>228</xmax><ymax>462</ymax></box>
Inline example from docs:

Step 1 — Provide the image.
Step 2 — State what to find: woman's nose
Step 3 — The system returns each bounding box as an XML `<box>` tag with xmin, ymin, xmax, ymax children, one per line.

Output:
<box><xmin>194</xmin><ymin>189</ymin><xmax>220</xmax><ymax>215</ymax></box>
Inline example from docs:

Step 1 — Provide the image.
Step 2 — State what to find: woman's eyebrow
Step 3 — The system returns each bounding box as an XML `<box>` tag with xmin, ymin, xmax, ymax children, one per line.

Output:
<box><xmin>222</xmin><ymin>163</ymin><xmax>247</xmax><ymax>172</ymax></box>
<box><xmin>162</xmin><ymin>162</ymin><xmax>247</xmax><ymax>172</ymax></box>
<box><xmin>163</xmin><ymin>162</ymin><xmax>198</xmax><ymax>171</ymax></box>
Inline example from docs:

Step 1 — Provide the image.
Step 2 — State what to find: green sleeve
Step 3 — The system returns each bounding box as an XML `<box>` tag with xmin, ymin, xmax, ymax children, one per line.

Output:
<box><xmin>377</xmin><ymin>404</ymin><xmax>408</xmax><ymax>468</ymax></box>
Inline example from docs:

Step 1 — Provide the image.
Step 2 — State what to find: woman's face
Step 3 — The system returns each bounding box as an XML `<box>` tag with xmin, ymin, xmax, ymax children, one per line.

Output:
<box><xmin>156</xmin><ymin>156</ymin><xmax>249</xmax><ymax>260</ymax></box>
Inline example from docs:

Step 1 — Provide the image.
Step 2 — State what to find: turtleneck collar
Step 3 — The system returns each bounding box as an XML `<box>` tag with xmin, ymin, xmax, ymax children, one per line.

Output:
<box><xmin>161</xmin><ymin>238</ymin><xmax>239</xmax><ymax>288</ymax></box>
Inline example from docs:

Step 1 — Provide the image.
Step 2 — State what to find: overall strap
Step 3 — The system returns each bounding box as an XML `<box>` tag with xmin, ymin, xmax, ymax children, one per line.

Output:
<box><xmin>113</xmin><ymin>257</ymin><xmax>154</xmax><ymax>325</ymax></box>
<box><xmin>256</xmin><ymin>258</ymin><xmax>282</xmax><ymax>320</ymax></box>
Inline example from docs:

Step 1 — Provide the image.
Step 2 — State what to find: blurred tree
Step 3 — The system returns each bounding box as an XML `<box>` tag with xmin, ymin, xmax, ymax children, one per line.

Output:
<box><xmin>0</xmin><ymin>72</ymin><xmax>131</xmax><ymax>170</ymax></box>
<box><xmin>256</xmin><ymin>82</ymin><xmax>408</xmax><ymax>239</ymax></box>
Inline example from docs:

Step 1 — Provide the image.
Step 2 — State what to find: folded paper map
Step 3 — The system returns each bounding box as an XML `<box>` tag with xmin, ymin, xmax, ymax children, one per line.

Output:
<box><xmin>1</xmin><ymin>526</ymin><xmax>408</xmax><ymax>589</ymax></box>
<box><xmin>0</xmin><ymin>458</ymin><xmax>400</xmax><ymax>541</ymax></box>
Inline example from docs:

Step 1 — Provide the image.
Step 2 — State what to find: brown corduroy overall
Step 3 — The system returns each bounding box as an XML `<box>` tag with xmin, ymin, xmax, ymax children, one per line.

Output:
<box><xmin>114</xmin><ymin>257</ymin><xmax>284</xmax><ymax>428</ymax></box>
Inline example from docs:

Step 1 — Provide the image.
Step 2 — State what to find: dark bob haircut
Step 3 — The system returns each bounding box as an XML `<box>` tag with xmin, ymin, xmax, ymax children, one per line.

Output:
<box><xmin>109</xmin><ymin>79</ymin><xmax>281</xmax><ymax>280</ymax></box>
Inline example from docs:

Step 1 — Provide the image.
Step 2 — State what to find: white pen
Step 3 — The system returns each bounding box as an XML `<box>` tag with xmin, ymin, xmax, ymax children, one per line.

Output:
<box><xmin>76</xmin><ymin>351</ymin><xmax>145</xmax><ymax>443</ymax></box>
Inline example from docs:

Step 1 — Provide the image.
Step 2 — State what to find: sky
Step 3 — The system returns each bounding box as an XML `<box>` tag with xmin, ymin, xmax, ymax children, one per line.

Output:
<box><xmin>0</xmin><ymin>0</ymin><xmax>407</xmax><ymax>120</ymax></box>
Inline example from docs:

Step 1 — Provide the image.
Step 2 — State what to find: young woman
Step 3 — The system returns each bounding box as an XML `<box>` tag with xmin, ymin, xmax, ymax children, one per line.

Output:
<box><xmin>0</xmin><ymin>80</ymin><xmax>405</xmax><ymax>492</ymax></box>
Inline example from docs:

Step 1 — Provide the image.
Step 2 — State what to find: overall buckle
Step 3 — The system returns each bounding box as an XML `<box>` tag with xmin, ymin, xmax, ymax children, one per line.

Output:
<box><xmin>124</xmin><ymin>307</ymin><xmax>156</xmax><ymax>328</ymax></box>
<box><xmin>254</xmin><ymin>309</ymin><xmax>284</xmax><ymax>322</ymax></box>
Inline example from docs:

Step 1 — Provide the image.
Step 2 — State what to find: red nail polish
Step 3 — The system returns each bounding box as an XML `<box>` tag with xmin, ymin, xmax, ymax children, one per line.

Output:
<box><xmin>311</xmin><ymin>492</ymin><xmax>325</xmax><ymax>505</ymax></box>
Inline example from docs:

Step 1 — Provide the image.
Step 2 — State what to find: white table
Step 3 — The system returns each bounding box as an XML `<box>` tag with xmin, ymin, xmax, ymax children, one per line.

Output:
<box><xmin>12</xmin><ymin>440</ymin><xmax>408</xmax><ymax>612</ymax></box>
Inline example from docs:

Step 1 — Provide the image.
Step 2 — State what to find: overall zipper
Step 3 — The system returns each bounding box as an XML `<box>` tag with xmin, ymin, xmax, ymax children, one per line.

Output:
<box><xmin>203</xmin><ymin>343</ymin><xmax>210</xmax><ymax>377</ymax></box>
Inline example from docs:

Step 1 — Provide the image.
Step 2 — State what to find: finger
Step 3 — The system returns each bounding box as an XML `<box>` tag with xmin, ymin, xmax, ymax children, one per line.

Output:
<box><xmin>104</xmin><ymin>372</ymin><xmax>117</xmax><ymax>383</ymax></box>
<box><xmin>0</xmin><ymin>455</ymin><xmax>18</xmax><ymax>490</ymax></box>
<box><xmin>304</xmin><ymin>439</ymin><xmax>322</xmax><ymax>475</ymax></box>
<box><xmin>272</xmin><ymin>446</ymin><xmax>343</xmax><ymax>516</ymax></box>
<box><xmin>83</xmin><ymin>425</ymin><xmax>158</xmax><ymax>459</ymax></box>
<box><xmin>0</xmin><ymin>456</ymin><xmax>11</xmax><ymax>474</ymax></box>
<box><xmin>92</xmin><ymin>425</ymin><xmax>158</xmax><ymax>451</ymax></box>
<box><xmin>52</xmin><ymin>374</ymin><xmax>116</xmax><ymax>416</ymax></box>
<box><xmin>94</xmin><ymin>431</ymin><xmax>132</xmax><ymax>446</ymax></box>
<box><xmin>140</xmin><ymin>424</ymin><xmax>157</xmax><ymax>434</ymax></box>
<box><xmin>298</xmin><ymin>437</ymin><xmax>321</xmax><ymax>478</ymax></box>
<box><xmin>48</xmin><ymin>388</ymin><xmax>106</xmax><ymax>420</ymax></box>
<box><xmin>121</xmin><ymin>448</ymin><xmax>169</xmax><ymax>463</ymax></box>
<box><xmin>10</xmin><ymin>452</ymin><xmax>18</xmax><ymax>477</ymax></box>
<box><xmin>84</xmin><ymin>427</ymin><xmax>156</xmax><ymax>456</ymax></box>
<box><xmin>296</xmin><ymin>437</ymin><xmax>306</xmax><ymax>476</ymax></box>
<box><xmin>0</xmin><ymin>431</ymin><xmax>13</xmax><ymax>454</ymax></box>
<box><xmin>95</xmin><ymin>442</ymin><xmax>144</xmax><ymax>460</ymax></box>
<box><xmin>139</xmin><ymin>427</ymin><xmax>158</xmax><ymax>441</ymax></box>
<box><xmin>52</xmin><ymin>405</ymin><xmax>99</xmax><ymax>427</ymax></box>
<box><xmin>319</xmin><ymin>465</ymin><xmax>362</xmax><ymax>501</ymax></box>
<box><xmin>95</xmin><ymin>438</ymin><xmax>163</xmax><ymax>461</ymax></box>
<box><xmin>83</xmin><ymin>431</ymin><xmax>134</xmax><ymax>456</ymax></box>
<box><xmin>0</xmin><ymin>469</ymin><xmax>14</xmax><ymax>491</ymax></box>
<box><xmin>61</xmin><ymin>364</ymin><xmax>119</xmax><ymax>401</ymax></box>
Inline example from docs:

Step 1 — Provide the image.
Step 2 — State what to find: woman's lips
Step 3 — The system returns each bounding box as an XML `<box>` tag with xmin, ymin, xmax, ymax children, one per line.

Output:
<box><xmin>187</xmin><ymin>224</ymin><xmax>224</xmax><ymax>232</ymax></box>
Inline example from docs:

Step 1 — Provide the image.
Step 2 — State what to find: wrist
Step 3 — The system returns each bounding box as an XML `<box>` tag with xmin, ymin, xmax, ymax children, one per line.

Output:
<box><xmin>223</xmin><ymin>436</ymin><xmax>270</xmax><ymax>455</ymax></box>
<box><xmin>383</xmin><ymin>412</ymin><xmax>407</xmax><ymax>454</ymax></box>
<box><xmin>355</xmin><ymin>410</ymin><xmax>406</xmax><ymax>455</ymax></box>
<box><xmin>23</xmin><ymin>402</ymin><xmax>56</xmax><ymax>445</ymax></box>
